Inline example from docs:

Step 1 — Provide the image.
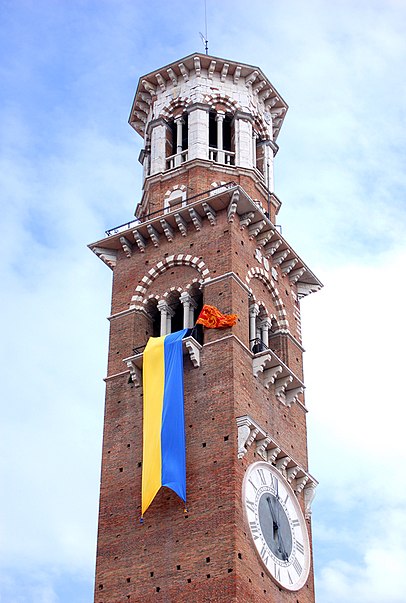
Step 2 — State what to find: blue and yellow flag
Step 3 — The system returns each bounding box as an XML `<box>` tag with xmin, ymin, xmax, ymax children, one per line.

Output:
<box><xmin>142</xmin><ymin>329</ymin><xmax>188</xmax><ymax>517</ymax></box>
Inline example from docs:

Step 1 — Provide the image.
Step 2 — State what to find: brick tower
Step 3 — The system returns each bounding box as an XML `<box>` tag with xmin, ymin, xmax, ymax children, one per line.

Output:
<box><xmin>90</xmin><ymin>52</ymin><xmax>322</xmax><ymax>603</ymax></box>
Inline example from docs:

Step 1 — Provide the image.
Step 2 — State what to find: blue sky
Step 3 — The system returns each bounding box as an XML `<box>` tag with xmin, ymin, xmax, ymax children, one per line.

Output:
<box><xmin>1</xmin><ymin>1</ymin><xmax>405</xmax><ymax>602</ymax></box>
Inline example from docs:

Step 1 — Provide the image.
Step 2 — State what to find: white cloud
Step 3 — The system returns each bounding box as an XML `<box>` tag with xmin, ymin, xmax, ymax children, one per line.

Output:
<box><xmin>302</xmin><ymin>246</ymin><xmax>406</xmax><ymax>601</ymax></box>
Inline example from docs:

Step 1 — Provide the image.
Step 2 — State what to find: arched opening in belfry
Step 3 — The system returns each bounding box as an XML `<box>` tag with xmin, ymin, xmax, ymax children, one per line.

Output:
<box><xmin>145</xmin><ymin>298</ymin><xmax>160</xmax><ymax>338</ymax></box>
<box><xmin>223</xmin><ymin>113</ymin><xmax>233</xmax><ymax>153</ymax></box>
<box><xmin>189</xmin><ymin>284</ymin><xmax>204</xmax><ymax>345</ymax></box>
<box><xmin>166</xmin><ymin>113</ymin><xmax>189</xmax><ymax>170</ymax></box>
<box><xmin>256</xmin><ymin>138</ymin><xmax>265</xmax><ymax>176</ymax></box>
<box><xmin>208</xmin><ymin>110</ymin><xmax>235</xmax><ymax>165</ymax></box>
<box><xmin>250</xmin><ymin>302</ymin><xmax>272</xmax><ymax>353</ymax></box>
<box><xmin>209</xmin><ymin>110</ymin><xmax>217</xmax><ymax>149</ymax></box>
<box><xmin>167</xmin><ymin>291</ymin><xmax>183</xmax><ymax>334</ymax></box>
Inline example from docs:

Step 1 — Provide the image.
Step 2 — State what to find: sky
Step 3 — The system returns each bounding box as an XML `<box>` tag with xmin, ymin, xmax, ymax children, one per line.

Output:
<box><xmin>1</xmin><ymin>0</ymin><xmax>405</xmax><ymax>601</ymax></box>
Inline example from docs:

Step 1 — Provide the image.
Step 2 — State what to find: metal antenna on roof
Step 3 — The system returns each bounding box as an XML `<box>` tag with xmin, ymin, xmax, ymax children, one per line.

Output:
<box><xmin>199</xmin><ymin>0</ymin><xmax>209</xmax><ymax>55</ymax></box>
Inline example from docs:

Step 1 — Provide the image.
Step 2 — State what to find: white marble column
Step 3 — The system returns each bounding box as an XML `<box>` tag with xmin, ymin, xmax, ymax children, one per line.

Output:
<box><xmin>175</xmin><ymin>116</ymin><xmax>184</xmax><ymax>166</ymax></box>
<box><xmin>216</xmin><ymin>112</ymin><xmax>225</xmax><ymax>164</ymax></box>
<box><xmin>150</xmin><ymin>120</ymin><xmax>168</xmax><ymax>174</ymax></box>
<box><xmin>252</xmin><ymin>131</ymin><xmax>257</xmax><ymax>168</ymax></box>
<box><xmin>157</xmin><ymin>301</ymin><xmax>175</xmax><ymax>336</ymax></box>
<box><xmin>249</xmin><ymin>303</ymin><xmax>260</xmax><ymax>345</ymax></box>
<box><xmin>260</xmin><ymin>318</ymin><xmax>272</xmax><ymax>348</ymax></box>
<box><xmin>232</xmin><ymin>112</ymin><xmax>253</xmax><ymax>168</ymax></box>
<box><xmin>263</xmin><ymin>141</ymin><xmax>275</xmax><ymax>193</ymax></box>
<box><xmin>180</xmin><ymin>292</ymin><xmax>197</xmax><ymax>328</ymax></box>
<box><xmin>187</xmin><ymin>105</ymin><xmax>209</xmax><ymax>160</ymax></box>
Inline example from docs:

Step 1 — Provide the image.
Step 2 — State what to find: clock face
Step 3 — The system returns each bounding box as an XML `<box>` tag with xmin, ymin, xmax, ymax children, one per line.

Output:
<box><xmin>242</xmin><ymin>461</ymin><xmax>310</xmax><ymax>591</ymax></box>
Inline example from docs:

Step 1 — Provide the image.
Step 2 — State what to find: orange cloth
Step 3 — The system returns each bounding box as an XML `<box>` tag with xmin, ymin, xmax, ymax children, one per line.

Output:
<box><xmin>196</xmin><ymin>304</ymin><xmax>238</xmax><ymax>329</ymax></box>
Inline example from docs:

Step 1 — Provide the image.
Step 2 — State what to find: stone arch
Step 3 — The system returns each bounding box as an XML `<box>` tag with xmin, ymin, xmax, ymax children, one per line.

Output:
<box><xmin>253</xmin><ymin>114</ymin><xmax>268</xmax><ymax>140</ymax></box>
<box><xmin>250</xmin><ymin>296</ymin><xmax>280</xmax><ymax>331</ymax></box>
<box><xmin>203</xmin><ymin>93</ymin><xmax>240</xmax><ymax>114</ymax></box>
<box><xmin>130</xmin><ymin>255</ymin><xmax>210</xmax><ymax>309</ymax></box>
<box><xmin>246</xmin><ymin>267</ymin><xmax>289</xmax><ymax>331</ymax></box>
<box><xmin>164</xmin><ymin>184</ymin><xmax>187</xmax><ymax>212</ymax></box>
<box><xmin>160</xmin><ymin>97</ymin><xmax>191</xmax><ymax>120</ymax></box>
<box><xmin>163</xmin><ymin>286</ymin><xmax>184</xmax><ymax>301</ymax></box>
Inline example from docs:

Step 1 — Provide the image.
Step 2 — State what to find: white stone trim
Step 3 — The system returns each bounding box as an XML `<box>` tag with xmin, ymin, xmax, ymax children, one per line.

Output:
<box><xmin>236</xmin><ymin>414</ymin><xmax>317</xmax><ymax>516</ymax></box>
<box><xmin>246</xmin><ymin>267</ymin><xmax>289</xmax><ymax>331</ymax></box>
<box><xmin>130</xmin><ymin>255</ymin><xmax>209</xmax><ymax>308</ymax></box>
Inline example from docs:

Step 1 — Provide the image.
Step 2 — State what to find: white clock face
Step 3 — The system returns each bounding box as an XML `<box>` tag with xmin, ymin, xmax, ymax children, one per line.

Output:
<box><xmin>243</xmin><ymin>461</ymin><xmax>310</xmax><ymax>591</ymax></box>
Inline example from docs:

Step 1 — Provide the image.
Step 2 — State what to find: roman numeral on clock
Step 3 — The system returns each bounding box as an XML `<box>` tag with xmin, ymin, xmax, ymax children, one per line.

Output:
<box><xmin>273</xmin><ymin>563</ymin><xmax>281</xmax><ymax>581</ymax></box>
<box><xmin>270</xmin><ymin>474</ymin><xmax>278</xmax><ymax>493</ymax></box>
<box><xmin>248</xmin><ymin>479</ymin><xmax>258</xmax><ymax>492</ymax></box>
<box><xmin>292</xmin><ymin>519</ymin><xmax>300</xmax><ymax>527</ymax></box>
<box><xmin>257</xmin><ymin>468</ymin><xmax>266</xmax><ymax>485</ymax></box>
<box><xmin>246</xmin><ymin>499</ymin><xmax>255</xmax><ymax>513</ymax></box>
<box><xmin>296</xmin><ymin>541</ymin><xmax>305</xmax><ymax>555</ymax></box>
<box><xmin>249</xmin><ymin>521</ymin><xmax>260</xmax><ymax>540</ymax></box>
<box><xmin>292</xmin><ymin>557</ymin><xmax>302</xmax><ymax>575</ymax></box>
<box><xmin>260</xmin><ymin>545</ymin><xmax>269</xmax><ymax>566</ymax></box>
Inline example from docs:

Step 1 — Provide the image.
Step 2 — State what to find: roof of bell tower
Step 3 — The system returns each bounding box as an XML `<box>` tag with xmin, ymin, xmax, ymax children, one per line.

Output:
<box><xmin>129</xmin><ymin>52</ymin><xmax>289</xmax><ymax>141</ymax></box>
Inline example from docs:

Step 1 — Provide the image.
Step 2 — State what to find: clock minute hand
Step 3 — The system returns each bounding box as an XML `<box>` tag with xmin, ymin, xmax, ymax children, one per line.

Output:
<box><xmin>266</xmin><ymin>496</ymin><xmax>278</xmax><ymax>529</ymax></box>
<box><xmin>267</xmin><ymin>496</ymin><xmax>289</xmax><ymax>561</ymax></box>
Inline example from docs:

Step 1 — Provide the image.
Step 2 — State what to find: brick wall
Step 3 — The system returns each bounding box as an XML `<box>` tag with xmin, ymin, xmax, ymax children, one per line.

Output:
<box><xmin>93</xmin><ymin>178</ymin><xmax>315</xmax><ymax>602</ymax></box>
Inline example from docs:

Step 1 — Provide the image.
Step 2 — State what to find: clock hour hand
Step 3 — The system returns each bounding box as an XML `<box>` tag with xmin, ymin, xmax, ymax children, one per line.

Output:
<box><xmin>266</xmin><ymin>496</ymin><xmax>288</xmax><ymax>561</ymax></box>
<box><xmin>266</xmin><ymin>496</ymin><xmax>278</xmax><ymax>531</ymax></box>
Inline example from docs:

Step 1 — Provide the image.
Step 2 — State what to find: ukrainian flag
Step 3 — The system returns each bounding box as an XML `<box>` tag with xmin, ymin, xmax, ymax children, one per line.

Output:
<box><xmin>142</xmin><ymin>329</ymin><xmax>188</xmax><ymax>517</ymax></box>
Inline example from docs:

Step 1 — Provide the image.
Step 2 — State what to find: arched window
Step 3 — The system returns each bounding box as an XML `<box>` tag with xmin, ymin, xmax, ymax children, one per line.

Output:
<box><xmin>166</xmin><ymin>113</ymin><xmax>189</xmax><ymax>170</ymax></box>
<box><xmin>189</xmin><ymin>284</ymin><xmax>204</xmax><ymax>345</ymax></box>
<box><xmin>145</xmin><ymin>299</ymin><xmax>160</xmax><ymax>338</ymax></box>
<box><xmin>255</xmin><ymin>138</ymin><xmax>265</xmax><ymax>176</ymax></box>
<box><xmin>208</xmin><ymin>110</ymin><xmax>235</xmax><ymax>166</ymax></box>
<box><xmin>249</xmin><ymin>303</ymin><xmax>272</xmax><ymax>353</ymax></box>
<box><xmin>164</xmin><ymin>187</ymin><xmax>187</xmax><ymax>213</ymax></box>
<box><xmin>154</xmin><ymin>287</ymin><xmax>203</xmax><ymax>338</ymax></box>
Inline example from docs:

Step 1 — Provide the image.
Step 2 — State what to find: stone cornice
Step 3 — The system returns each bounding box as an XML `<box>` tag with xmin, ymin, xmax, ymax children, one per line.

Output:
<box><xmin>89</xmin><ymin>184</ymin><xmax>322</xmax><ymax>298</ymax></box>
<box><xmin>108</xmin><ymin>307</ymin><xmax>146</xmax><ymax>321</ymax></box>
<box><xmin>202</xmin><ymin>332</ymin><xmax>252</xmax><ymax>356</ymax></box>
<box><xmin>138</xmin><ymin>156</ymin><xmax>282</xmax><ymax>215</ymax></box>
<box><xmin>236</xmin><ymin>414</ymin><xmax>317</xmax><ymax>518</ymax></box>
<box><xmin>145</xmin><ymin>117</ymin><xmax>171</xmax><ymax>137</ymax></box>
<box><xmin>104</xmin><ymin>370</ymin><xmax>130</xmax><ymax>382</ymax></box>
<box><xmin>129</xmin><ymin>52</ymin><xmax>288</xmax><ymax>140</ymax></box>
<box><xmin>232</xmin><ymin>110</ymin><xmax>254</xmax><ymax>124</ymax></box>
<box><xmin>252</xmin><ymin>348</ymin><xmax>306</xmax><ymax>408</ymax></box>
<box><xmin>123</xmin><ymin>335</ymin><xmax>202</xmax><ymax>387</ymax></box>
<box><xmin>186</xmin><ymin>102</ymin><xmax>210</xmax><ymax>114</ymax></box>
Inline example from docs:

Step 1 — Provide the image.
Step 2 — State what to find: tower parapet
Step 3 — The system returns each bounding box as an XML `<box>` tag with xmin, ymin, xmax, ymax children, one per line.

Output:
<box><xmin>129</xmin><ymin>53</ymin><xmax>288</xmax><ymax>220</ymax></box>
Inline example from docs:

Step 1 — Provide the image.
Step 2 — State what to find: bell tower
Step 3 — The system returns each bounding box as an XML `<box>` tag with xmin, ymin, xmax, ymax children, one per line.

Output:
<box><xmin>90</xmin><ymin>53</ymin><xmax>322</xmax><ymax>603</ymax></box>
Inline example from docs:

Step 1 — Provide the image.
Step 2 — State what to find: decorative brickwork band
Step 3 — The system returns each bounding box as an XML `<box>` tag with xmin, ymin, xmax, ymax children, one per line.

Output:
<box><xmin>246</xmin><ymin>267</ymin><xmax>289</xmax><ymax>331</ymax></box>
<box><xmin>130</xmin><ymin>254</ymin><xmax>210</xmax><ymax>309</ymax></box>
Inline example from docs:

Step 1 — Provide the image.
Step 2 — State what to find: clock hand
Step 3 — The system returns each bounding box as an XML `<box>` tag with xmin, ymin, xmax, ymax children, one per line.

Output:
<box><xmin>277</xmin><ymin>528</ymin><xmax>289</xmax><ymax>561</ymax></box>
<box><xmin>266</xmin><ymin>496</ymin><xmax>279</xmax><ymax>536</ymax></box>
<box><xmin>267</xmin><ymin>496</ymin><xmax>289</xmax><ymax>561</ymax></box>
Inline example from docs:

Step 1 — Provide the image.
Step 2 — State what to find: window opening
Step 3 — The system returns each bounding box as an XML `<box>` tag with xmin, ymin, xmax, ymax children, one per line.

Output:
<box><xmin>192</xmin><ymin>289</ymin><xmax>204</xmax><ymax>345</ymax></box>
<box><xmin>223</xmin><ymin>114</ymin><xmax>232</xmax><ymax>152</ymax></box>
<box><xmin>171</xmin><ymin>302</ymin><xmax>184</xmax><ymax>333</ymax></box>
<box><xmin>166</xmin><ymin>113</ymin><xmax>189</xmax><ymax>170</ymax></box>
<box><xmin>181</xmin><ymin>114</ymin><xmax>188</xmax><ymax>151</ymax></box>
<box><xmin>209</xmin><ymin>111</ymin><xmax>217</xmax><ymax>149</ymax></box>
<box><xmin>256</xmin><ymin>139</ymin><xmax>265</xmax><ymax>175</ymax></box>
<box><xmin>145</xmin><ymin>299</ymin><xmax>160</xmax><ymax>338</ymax></box>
